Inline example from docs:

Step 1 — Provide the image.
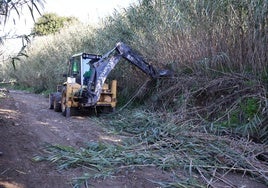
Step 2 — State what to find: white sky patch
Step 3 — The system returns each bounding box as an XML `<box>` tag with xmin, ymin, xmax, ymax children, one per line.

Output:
<box><xmin>1</xmin><ymin>0</ymin><xmax>137</xmax><ymax>56</ymax></box>
<box><xmin>3</xmin><ymin>0</ymin><xmax>137</xmax><ymax>35</ymax></box>
<box><xmin>44</xmin><ymin>0</ymin><xmax>137</xmax><ymax>24</ymax></box>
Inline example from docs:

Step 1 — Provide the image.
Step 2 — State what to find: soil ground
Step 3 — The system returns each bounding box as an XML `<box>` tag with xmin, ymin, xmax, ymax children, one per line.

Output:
<box><xmin>0</xmin><ymin>90</ymin><xmax>172</xmax><ymax>188</ymax></box>
<box><xmin>0</xmin><ymin>90</ymin><xmax>267</xmax><ymax>188</ymax></box>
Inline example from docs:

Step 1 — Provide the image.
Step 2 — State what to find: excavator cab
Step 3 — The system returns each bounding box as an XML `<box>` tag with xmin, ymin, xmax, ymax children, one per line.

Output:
<box><xmin>68</xmin><ymin>53</ymin><xmax>101</xmax><ymax>86</ymax></box>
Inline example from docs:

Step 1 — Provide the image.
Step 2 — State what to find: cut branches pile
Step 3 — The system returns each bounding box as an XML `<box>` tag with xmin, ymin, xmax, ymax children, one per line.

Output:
<box><xmin>34</xmin><ymin>108</ymin><xmax>268</xmax><ymax>187</ymax></box>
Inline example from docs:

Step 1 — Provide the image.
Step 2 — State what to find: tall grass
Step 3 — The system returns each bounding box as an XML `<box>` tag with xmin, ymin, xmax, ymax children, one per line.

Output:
<box><xmin>7</xmin><ymin>23</ymin><xmax>97</xmax><ymax>92</ymax></box>
<box><xmin>124</xmin><ymin>0</ymin><xmax>268</xmax><ymax>75</ymax></box>
<box><xmin>3</xmin><ymin>0</ymin><xmax>267</xmax><ymax>91</ymax></box>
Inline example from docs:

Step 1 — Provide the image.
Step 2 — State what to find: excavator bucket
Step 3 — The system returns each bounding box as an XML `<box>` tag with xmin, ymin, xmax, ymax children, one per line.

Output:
<box><xmin>158</xmin><ymin>69</ymin><xmax>173</xmax><ymax>77</ymax></box>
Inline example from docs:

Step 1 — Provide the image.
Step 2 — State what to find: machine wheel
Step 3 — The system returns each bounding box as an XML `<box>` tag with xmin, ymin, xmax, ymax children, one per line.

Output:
<box><xmin>63</xmin><ymin>107</ymin><xmax>71</xmax><ymax>117</ymax></box>
<box><xmin>61</xmin><ymin>88</ymin><xmax>71</xmax><ymax>117</ymax></box>
<box><xmin>48</xmin><ymin>93</ymin><xmax>54</xmax><ymax>109</ymax></box>
<box><xmin>97</xmin><ymin>106</ymin><xmax>115</xmax><ymax>114</ymax></box>
<box><xmin>53</xmin><ymin>92</ymin><xmax>62</xmax><ymax>112</ymax></box>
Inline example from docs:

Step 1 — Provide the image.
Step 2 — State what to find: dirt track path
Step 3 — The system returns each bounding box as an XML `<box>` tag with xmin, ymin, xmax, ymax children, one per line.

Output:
<box><xmin>0</xmin><ymin>90</ymin><xmax>167</xmax><ymax>188</ymax></box>
<box><xmin>0</xmin><ymin>90</ymin><xmax>109</xmax><ymax>188</ymax></box>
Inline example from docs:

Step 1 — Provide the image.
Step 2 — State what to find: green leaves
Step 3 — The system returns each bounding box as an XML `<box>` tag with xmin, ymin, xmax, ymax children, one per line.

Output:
<box><xmin>32</xmin><ymin>13</ymin><xmax>79</xmax><ymax>36</ymax></box>
<box><xmin>0</xmin><ymin>0</ymin><xmax>44</xmax><ymax>25</ymax></box>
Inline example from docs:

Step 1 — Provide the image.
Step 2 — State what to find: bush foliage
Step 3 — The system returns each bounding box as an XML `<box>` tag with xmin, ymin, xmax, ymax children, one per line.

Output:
<box><xmin>32</xmin><ymin>13</ymin><xmax>79</xmax><ymax>36</ymax></box>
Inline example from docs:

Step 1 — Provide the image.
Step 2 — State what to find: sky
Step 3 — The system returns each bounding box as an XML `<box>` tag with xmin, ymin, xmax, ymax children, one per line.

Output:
<box><xmin>2</xmin><ymin>0</ymin><xmax>137</xmax><ymax>55</ymax></box>
<box><xmin>44</xmin><ymin>0</ymin><xmax>137</xmax><ymax>24</ymax></box>
<box><xmin>4</xmin><ymin>0</ymin><xmax>138</xmax><ymax>35</ymax></box>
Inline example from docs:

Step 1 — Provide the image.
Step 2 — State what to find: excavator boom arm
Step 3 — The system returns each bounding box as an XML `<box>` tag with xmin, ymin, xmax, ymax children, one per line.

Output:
<box><xmin>116</xmin><ymin>42</ymin><xmax>158</xmax><ymax>78</ymax></box>
<box><xmin>86</xmin><ymin>42</ymin><xmax>171</xmax><ymax>105</ymax></box>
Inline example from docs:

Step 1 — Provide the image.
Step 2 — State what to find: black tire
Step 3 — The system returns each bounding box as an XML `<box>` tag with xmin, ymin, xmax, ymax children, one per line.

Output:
<box><xmin>61</xmin><ymin>88</ymin><xmax>71</xmax><ymax>117</ymax></box>
<box><xmin>97</xmin><ymin>106</ymin><xmax>115</xmax><ymax>114</ymax></box>
<box><xmin>48</xmin><ymin>93</ymin><xmax>54</xmax><ymax>109</ymax></box>
<box><xmin>53</xmin><ymin>92</ymin><xmax>62</xmax><ymax>112</ymax></box>
<box><xmin>62</xmin><ymin>107</ymin><xmax>71</xmax><ymax>117</ymax></box>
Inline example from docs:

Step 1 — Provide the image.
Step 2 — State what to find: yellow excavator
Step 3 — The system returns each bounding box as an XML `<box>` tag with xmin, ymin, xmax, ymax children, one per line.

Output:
<box><xmin>49</xmin><ymin>42</ymin><xmax>171</xmax><ymax>117</ymax></box>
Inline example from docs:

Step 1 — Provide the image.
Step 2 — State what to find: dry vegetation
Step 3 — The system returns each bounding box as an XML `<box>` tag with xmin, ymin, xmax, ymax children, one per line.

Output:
<box><xmin>1</xmin><ymin>0</ymin><xmax>268</xmax><ymax>187</ymax></box>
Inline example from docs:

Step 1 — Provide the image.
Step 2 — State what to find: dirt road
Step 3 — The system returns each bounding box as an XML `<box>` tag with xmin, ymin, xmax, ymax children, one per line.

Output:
<box><xmin>0</xmin><ymin>90</ymin><xmax>103</xmax><ymax>187</ymax></box>
<box><xmin>0</xmin><ymin>90</ymin><xmax>165</xmax><ymax>188</ymax></box>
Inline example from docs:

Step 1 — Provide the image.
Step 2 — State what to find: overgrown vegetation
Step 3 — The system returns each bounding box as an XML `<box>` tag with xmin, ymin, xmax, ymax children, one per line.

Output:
<box><xmin>3</xmin><ymin>0</ymin><xmax>267</xmax><ymax>91</ymax></box>
<box><xmin>2</xmin><ymin>0</ymin><xmax>268</xmax><ymax>187</ymax></box>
